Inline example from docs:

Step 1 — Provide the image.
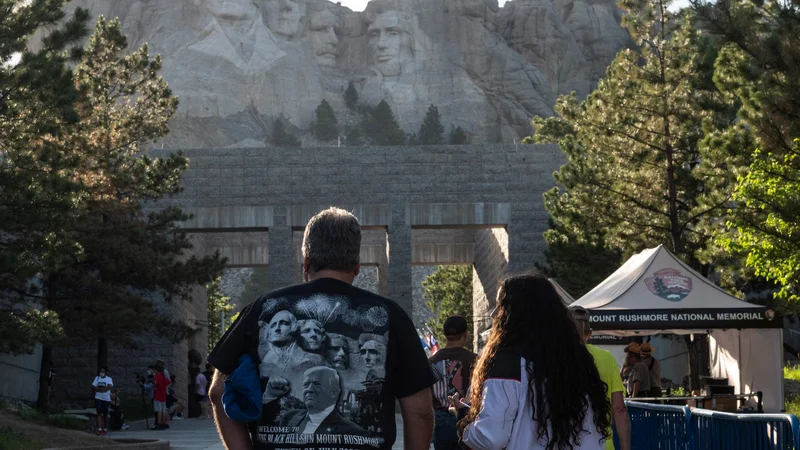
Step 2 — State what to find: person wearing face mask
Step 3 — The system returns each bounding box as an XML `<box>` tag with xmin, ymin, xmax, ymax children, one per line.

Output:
<box><xmin>91</xmin><ymin>367</ymin><xmax>114</xmax><ymax>435</ymax></box>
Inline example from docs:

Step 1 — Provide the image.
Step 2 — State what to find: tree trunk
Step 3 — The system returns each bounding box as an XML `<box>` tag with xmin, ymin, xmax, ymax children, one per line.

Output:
<box><xmin>98</xmin><ymin>337</ymin><xmax>108</xmax><ymax>372</ymax></box>
<box><xmin>36</xmin><ymin>345</ymin><xmax>53</xmax><ymax>411</ymax></box>
<box><xmin>684</xmin><ymin>334</ymin><xmax>710</xmax><ymax>391</ymax></box>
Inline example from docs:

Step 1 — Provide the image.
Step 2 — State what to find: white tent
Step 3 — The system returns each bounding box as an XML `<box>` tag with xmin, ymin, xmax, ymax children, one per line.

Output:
<box><xmin>550</xmin><ymin>278</ymin><xmax>576</xmax><ymax>305</ymax></box>
<box><xmin>571</xmin><ymin>245</ymin><xmax>784</xmax><ymax>412</ymax></box>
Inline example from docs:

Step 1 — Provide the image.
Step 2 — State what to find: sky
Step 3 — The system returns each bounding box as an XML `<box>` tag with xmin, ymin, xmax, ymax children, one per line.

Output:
<box><xmin>338</xmin><ymin>0</ymin><xmax>691</xmax><ymax>11</ymax></box>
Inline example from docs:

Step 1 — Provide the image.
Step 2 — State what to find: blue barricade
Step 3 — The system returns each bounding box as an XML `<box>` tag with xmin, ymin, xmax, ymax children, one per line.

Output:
<box><xmin>627</xmin><ymin>401</ymin><xmax>691</xmax><ymax>450</ymax></box>
<box><xmin>690</xmin><ymin>409</ymin><xmax>800</xmax><ymax>450</ymax></box>
<box><xmin>626</xmin><ymin>401</ymin><xmax>800</xmax><ymax>450</ymax></box>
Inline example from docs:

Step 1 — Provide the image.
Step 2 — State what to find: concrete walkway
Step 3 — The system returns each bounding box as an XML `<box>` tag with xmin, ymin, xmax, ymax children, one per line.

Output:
<box><xmin>112</xmin><ymin>415</ymin><xmax>409</xmax><ymax>449</ymax></box>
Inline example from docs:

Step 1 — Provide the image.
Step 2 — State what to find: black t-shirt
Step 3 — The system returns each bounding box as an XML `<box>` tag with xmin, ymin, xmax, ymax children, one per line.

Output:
<box><xmin>428</xmin><ymin>347</ymin><xmax>477</xmax><ymax>411</ymax></box>
<box><xmin>208</xmin><ymin>278</ymin><xmax>436</xmax><ymax>450</ymax></box>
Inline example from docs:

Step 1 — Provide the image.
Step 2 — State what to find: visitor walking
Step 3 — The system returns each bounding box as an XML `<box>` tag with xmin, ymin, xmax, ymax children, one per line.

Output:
<box><xmin>639</xmin><ymin>342</ymin><xmax>662</xmax><ymax>397</ymax></box>
<box><xmin>195</xmin><ymin>369</ymin><xmax>209</xmax><ymax>419</ymax></box>
<box><xmin>167</xmin><ymin>375</ymin><xmax>185</xmax><ymax>420</ymax></box>
<box><xmin>624</xmin><ymin>344</ymin><xmax>650</xmax><ymax>398</ymax></box>
<box><xmin>208</xmin><ymin>207</ymin><xmax>436</xmax><ymax>450</ymax></box>
<box><xmin>572</xmin><ymin>307</ymin><xmax>631</xmax><ymax>450</ymax></box>
<box><xmin>453</xmin><ymin>274</ymin><xmax>611</xmax><ymax>450</ymax></box>
<box><xmin>91</xmin><ymin>367</ymin><xmax>113</xmax><ymax>435</ymax></box>
<box><xmin>429</xmin><ymin>315</ymin><xmax>476</xmax><ymax>450</ymax></box>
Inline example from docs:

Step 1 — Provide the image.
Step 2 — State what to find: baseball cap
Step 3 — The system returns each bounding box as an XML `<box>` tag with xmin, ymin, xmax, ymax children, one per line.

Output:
<box><xmin>571</xmin><ymin>306</ymin><xmax>590</xmax><ymax>322</ymax></box>
<box><xmin>443</xmin><ymin>315</ymin><xmax>468</xmax><ymax>336</ymax></box>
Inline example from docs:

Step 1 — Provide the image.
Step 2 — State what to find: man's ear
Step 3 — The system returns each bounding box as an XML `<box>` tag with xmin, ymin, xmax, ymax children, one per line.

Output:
<box><xmin>353</xmin><ymin>263</ymin><xmax>361</xmax><ymax>277</ymax></box>
<box><xmin>303</xmin><ymin>257</ymin><xmax>311</xmax><ymax>280</ymax></box>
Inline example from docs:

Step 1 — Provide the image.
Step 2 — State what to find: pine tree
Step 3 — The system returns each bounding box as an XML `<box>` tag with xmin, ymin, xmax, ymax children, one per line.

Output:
<box><xmin>542</xmin><ymin>3</ymin><xmax>742</xmax><ymax>389</ymax></box>
<box><xmin>694</xmin><ymin>0</ymin><xmax>800</xmax><ymax>304</ymax></box>
<box><xmin>423</xmin><ymin>266</ymin><xmax>473</xmax><ymax>350</ymax></box>
<box><xmin>0</xmin><ymin>1</ymin><xmax>90</xmax><ymax>364</ymax></box>
<box><xmin>417</xmin><ymin>104</ymin><xmax>444</xmax><ymax>145</ymax></box>
<box><xmin>344</xmin><ymin>81</ymin><xmax>359</xmax><ymax>111</ymax></box>
<box><xmin>207</xmin><ymin>279</ymin><xmax>235</xmax><ymax>352</ymax></box>
<box><xmin>364</xmin><ymin>100</ymin><xmax>405</xmax><ymax>146</ymax></box>
<box><xmin>272</xmin><ymin>118</ymin><xmax>301</xmax><ymax>147</ymax></box>
<box><xmin>345</xmin><ymin>125</ymin><xmax>362</xmax><ymax>146</ymax></box>
<box><xmin>448</xmin><ymin>126</ymin><xmax>469</xmax><ymax>145</ymax></box>
<box><xmin>40</xmin><ymin>17</ymin><xmax>226</xmax><ymax>391</ymax></box>
<box><xmin>314</xmin><ymin>99</ymin><xmax>338</xmax><ymax>142</ymax></box>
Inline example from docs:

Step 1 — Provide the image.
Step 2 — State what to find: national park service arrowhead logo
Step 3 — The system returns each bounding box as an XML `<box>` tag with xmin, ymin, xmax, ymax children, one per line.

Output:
<box><xmin>645</xmin><ymin>268</ymin><xmax>693</xmax><ymax>302</ymax></box>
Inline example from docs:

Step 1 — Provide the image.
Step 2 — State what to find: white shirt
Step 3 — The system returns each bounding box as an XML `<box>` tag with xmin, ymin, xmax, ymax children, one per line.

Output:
<box><xmin>196</xmin><ymin>373</ymin><xmax>208</xmax><ymax>396</ymax></box>
<box><xmin>302</xmin><ymin>404</ymin><xmax>335</xmax><ymax>434</ymax></box>
<box><xmin>92</xmin><ymin>376</ymin><xmax>113</xmax><ymax>402</ymax></box>
<box><xmin>462</xmin><ymin>356</ymin><xmax>605</xmax><ymax>450</ymax></box>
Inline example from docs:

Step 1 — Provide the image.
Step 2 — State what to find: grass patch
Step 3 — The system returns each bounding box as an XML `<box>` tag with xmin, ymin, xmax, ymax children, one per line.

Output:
<box><xmin>786</xmin><ymin>397</ymin><xmax>800</xmax><ymax>416</ymax></box>
<box><xmin>17</xmin><ymin>408</ymin><xmax>84</xmax><ymax>430</ymax></box>
<box><xmin>0</xmin><ymin>426</ymin><xmax>47</xmax><ymax>450</ymax></box>
<box><xmin>785</xmin><ymin>365</ymin><xmax>800</xmax><ymax>381</ymax></box>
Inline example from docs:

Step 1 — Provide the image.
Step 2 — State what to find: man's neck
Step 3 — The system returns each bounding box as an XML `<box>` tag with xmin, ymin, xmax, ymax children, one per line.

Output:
<box><xmin>444</xmin><ymin>342</ymin><xmax>463</xmax><ymax>350</ymax></box>
<box><xmin>308</xmin><ymin>271</ymin><xmax>355</xmax><ymax>284</ymax></box>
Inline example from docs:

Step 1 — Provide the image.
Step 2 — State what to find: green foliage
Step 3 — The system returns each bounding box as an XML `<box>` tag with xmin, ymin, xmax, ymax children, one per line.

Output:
<box><xmin>17</xmin><ymin>409</ymin><xmax>83</xmax><ymax>430</ymax></box>
<box><xmin>207</xmin><ymin>278</ymin><xmax>235</xmax><ymax>352</ymax></box>
<box><xmin>721</xmin><ymin>140</ymin><xmax>800</xmax><ymax>303</ymax></box>
<box><xmin>0</xmin><ymin>0</ymin><xmax>90</xmax><ymax>355</ymax></box>
<box><xmin>785</xmin><ymin>365</ymin><xmax>800</xmax><ymax>381</ymax></box>
<box><xmin>543</xmin><ymin>5</ymin><xmax>739</xmax><ymax>268</ymax></box>
<box><xmin>345</xmin><ymin>125</ymin><xmax>362</xmax><ymax>146</ymax></box>
<box><xmin>528</xmin><ymin>116</ymin><xmax>575</xmax><ymax>144</ymax></box>
<box><xmin>417</xmin><ymin>104</ymin><xmax>444</xmax><ymax>145</ymax></box>
<box><xmin>344</xmin><ymin>81</ymin><xmax>359</xmax><ymax>110</ymax></box>
<box><xmin>448</xmin><ymin>126</ymin><xmax>469</xmax><ymax>145</ymax></box>
<box><xmin>364</xmin><ymin>100</ymin><xmax>406</xmax><ymax>146</ymax></box>
<box><xmin>0</xmin><ymin>426</ymin><xmax>46</xmax><ymax>450</ymax></box>
<box><xmin>314</xmin><ymin>99</ymin><xmax>338</xmax><ymax>141</ymax></box>
<box><xmin>272</xmin><ymin>118</ymin><xmax>301</xmax><ymax>147</ymax></box>
<box><xmin>241</xmin><ymin>268</ymin><xmax>270</xmax><ymax>306</ymax></box>
<box><xmin>423</xmin><ymin>266</ymin><xmax>473</xmax><ymax>349</ymax></box>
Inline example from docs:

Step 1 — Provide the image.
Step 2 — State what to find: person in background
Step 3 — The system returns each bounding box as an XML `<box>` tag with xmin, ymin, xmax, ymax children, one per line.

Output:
<box><xmin>625</xmin><ymin>344</ymin><xmax>650</xmax><ymax>398</ymax></box>
<box><xmin>155</xmin><ymin>359</ymin><xmax>170</xmax><ymax>382</ymax></box>
<box><xmin>428</xmin><ymin>315</ymin><xmax>476</xmax><ymax>450</ymax></box>
<box><xmin>639</xmin><ymin>342</ymin><xmax>662</xmax><ymax>398</ymax></box>
<box><xmin>454</xmin><ymin>274</ymin><xmax>611</xmax><ymax>450</ymax></box>
<box><xmin>91</xmin><ymin>367</ymin><xmax>114</xmax><ymax>435</ymax></box>
<box><xmin>152</xmin><ymin>363</ymin><xmax>171</xmax><ymax>430</ymax></box>
<box><xmin>203</xmin><ymin>363</ymin><xmax>214</xmax><ymax>396</ymax></box>
<box><xmin>572</xmin><ymin>307</ymin><xmax>631</xmax><ymax>450</ymax></box>
<box><xmin>110</xmin><ymin>388</ymin><xmax>129</xmax><ymax>431</ymax></box>
<box><xmin>195</xmin><ymin>368</ymin><xmax>210</xmax><ymax>419</ymax></box>
<box><xmin>167</xmin><ymin>375</ymin><xmax>185</xmax><ymax>420</ymax></box>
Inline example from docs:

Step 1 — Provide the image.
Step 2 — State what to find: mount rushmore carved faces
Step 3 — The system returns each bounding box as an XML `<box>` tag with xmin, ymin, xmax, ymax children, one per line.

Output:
<box><xmin>309</xmin><ymin>7</ymin><xmax>339</xmax><ymax>68</ymax></box>
<box><xmin>368</xmin><ymin>11</ymin><xmax>414</xmax><ymax>77</ymax></box>
<box><xmin>325</xmin><ymin>334</ymin><xmax>350</xmax><ymax>369</ymax></box>
<box><xmin>262</xmin><ymin>0</ymin><xmax>304</xmax><ymax>40</ymax></box>
<box><xmin>298</xmin><ymin>319</ymin><xmax>327</xmax><ymax>352</ymax></box>
<box><xmin>204</xmin><ymin>0</ymin><xmax>257</xmax><ymax>21</ymax></box>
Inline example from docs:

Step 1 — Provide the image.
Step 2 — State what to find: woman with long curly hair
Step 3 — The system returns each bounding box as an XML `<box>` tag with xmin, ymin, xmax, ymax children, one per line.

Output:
<box><xmin>454</xmin><ymin>274</ymin><xmax>611</xmax><ymax>450</ymax></box>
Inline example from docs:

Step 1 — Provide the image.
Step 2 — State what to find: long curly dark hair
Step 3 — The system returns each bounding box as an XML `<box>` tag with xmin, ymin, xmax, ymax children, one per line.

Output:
<box><xmin>459</xmin><ymin>274</ymin><xmax>611</xmax><ymax>449</ymax></box>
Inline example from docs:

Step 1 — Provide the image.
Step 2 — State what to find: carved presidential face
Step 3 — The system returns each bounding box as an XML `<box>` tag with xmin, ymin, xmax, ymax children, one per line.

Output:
<box><xmin>359</xmin><ymin>340</ymin><xmax>386</xmax><ymax>368</ymax></box>
<box><xmin>326</xmin><ymin>336</ymin><xmax>349</xmax><ymax>369</ymax></box>
<box><xmin>205</xmin><ymin>0</ymin><xmax>258</xmax><ymax>21</ymax></box>
<box><xmin>368</xmin><ymin>11</ymin><xmax>413</xmax><ymax>77</ymax></box>
<box><xmin>298</xmin><ymin>319</ymin><xmax>326</xmax><ymax>352</ymax></box>
<box><xmin>263</xmin><ymin>0</ymin><xmax>304</xmax><ymax>39</ymax></box>
<box><xmin>268</xmin><ymin>310</ymin><xmax>297</xmax><ymax>345</ymax></box>
<box><xmin>309</xmin><ymin>8</ymin><xmax>339</xmax><ymax>68</ymax></box>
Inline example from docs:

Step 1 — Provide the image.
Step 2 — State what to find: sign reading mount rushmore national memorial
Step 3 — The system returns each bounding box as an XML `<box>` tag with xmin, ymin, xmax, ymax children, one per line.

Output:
<box><xmin>69</xmin><ymin>0</ymin><xmax>631</xmax><ymax>147</ymax></box>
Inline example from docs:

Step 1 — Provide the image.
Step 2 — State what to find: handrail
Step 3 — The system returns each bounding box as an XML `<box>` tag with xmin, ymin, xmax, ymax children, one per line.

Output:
<box><xmin>690</xmin><ymin>409</ymin><xmax>800</xmax><ymax>450</ymax></box>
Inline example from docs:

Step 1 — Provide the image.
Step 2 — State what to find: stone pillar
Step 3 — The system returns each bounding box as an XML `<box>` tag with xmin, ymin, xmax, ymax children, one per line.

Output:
<box><xmin>267</xmin><ymin>206</ymin><xmax>294</xmax><ymax>291</ymax></box>
<box><xmin>377</xmin><ymin>263</ymin><xmax>389</xmax><ymax>297</ymax></box>
<box><xmin>472</xmin><ymin>228</ymin><xmax>509</xmax><ymax>350</ymax></box>
<box><xmin>386</xmin><ymin>205</ymin><xmax>412</xmax><ymax>315</ymax></box>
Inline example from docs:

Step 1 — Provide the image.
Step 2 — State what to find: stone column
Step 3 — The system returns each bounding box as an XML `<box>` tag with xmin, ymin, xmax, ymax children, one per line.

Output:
<box><xmin>267</xmin><ymin>206</ymin><xmax>294</xmax><ymax>291</ymax></box>
<box><xmin>386</xmin><ymin>205</ymin><xmax>412</xmax><ymax>315</ymax></box>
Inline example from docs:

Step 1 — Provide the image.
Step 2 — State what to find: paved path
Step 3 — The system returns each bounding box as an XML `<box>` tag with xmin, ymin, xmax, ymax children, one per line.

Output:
<box><xmin>113</xmin><ymin>415</ymin><xmax>410</xmax><ymax>450</ymax></box>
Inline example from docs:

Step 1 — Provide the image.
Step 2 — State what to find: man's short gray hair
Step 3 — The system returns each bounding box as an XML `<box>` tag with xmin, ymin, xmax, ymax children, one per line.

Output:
<box><xmin>302</xmin><ymin>207</ymin><xmax>361</xmax><ymax>273</ymax></box>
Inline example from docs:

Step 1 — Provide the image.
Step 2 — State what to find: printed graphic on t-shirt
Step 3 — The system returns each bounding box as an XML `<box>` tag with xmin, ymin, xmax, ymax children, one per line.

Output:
<box><xmin>431</xmin><ymin>360</ymin><xmax>466</xmax><ymax>409</ymax></box>
<box><xmin>256</xmin><ymin>294</ymin><xmax>389</xmax><ymax>448</ymax></box>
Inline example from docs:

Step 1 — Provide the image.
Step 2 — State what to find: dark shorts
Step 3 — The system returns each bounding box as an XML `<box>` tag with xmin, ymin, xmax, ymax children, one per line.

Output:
<box><xmin>95</xmin><ymin>399</ymin><xmax>111</xmax><ymax>415</ymax></box>
<box><xmin>194</xmin><ymin>394</ymin><xmax>207</xmax><ymax>403</ymax></box>
<box><xmin>433</xmin><ymin>409</ymin><xmax>458</xmax><ymax>444</ymax></box>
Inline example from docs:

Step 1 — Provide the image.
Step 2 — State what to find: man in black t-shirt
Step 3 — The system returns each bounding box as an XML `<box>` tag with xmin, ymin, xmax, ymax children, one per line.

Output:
<box><xmin>428</xmin><ymin>316</ymin><xmax>477</xmax><ymax>450</ymax></box>
<box><xmin>208</xmin><ymin>207</ymin><xmax>436</xmax><ymax>450</ymax></box>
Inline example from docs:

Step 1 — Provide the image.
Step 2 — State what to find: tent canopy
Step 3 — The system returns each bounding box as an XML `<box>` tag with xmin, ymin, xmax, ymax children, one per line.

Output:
<box><xmin>571</xmin><ymin>245</ymin><xmax>779</xmax><ymax>332</ymax></box>
<box><xmin>549</xmin><ymin>278</ymin><xmax>576</xmax><ymax>305</ymax></box>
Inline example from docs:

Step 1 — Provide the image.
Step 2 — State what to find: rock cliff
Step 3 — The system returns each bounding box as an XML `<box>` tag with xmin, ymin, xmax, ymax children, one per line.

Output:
<box><xmin>67</xmin><ymin>0</ymin><xmax>631</xmax><ymax>146</ymax></box>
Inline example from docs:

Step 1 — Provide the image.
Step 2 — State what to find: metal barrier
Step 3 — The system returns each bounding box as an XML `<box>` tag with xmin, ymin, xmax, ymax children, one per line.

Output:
<box><xmin>626</xmin><ymin>401</ymin><xmax>800</xmax><ymax>450</ymax></box>
<box><xmin>690</xmin><ymin>409</ymin><xmax>800</xmax><ymax>450</ymax></box>
<box><xmin>627</xmin><ymin>401</ymin><xmax>691</xmax><ymax>450</ymax></box>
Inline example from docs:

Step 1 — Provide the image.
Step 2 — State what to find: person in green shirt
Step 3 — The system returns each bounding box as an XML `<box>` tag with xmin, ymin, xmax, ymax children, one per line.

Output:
<box><xmin>572</xmin><ymin>307</ymin><xmax>631</xmax><ymax>450</ymax></box>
